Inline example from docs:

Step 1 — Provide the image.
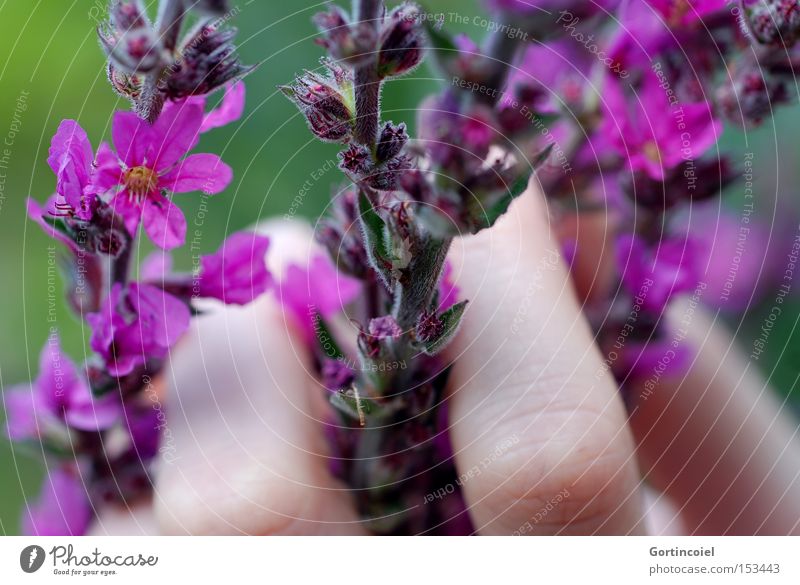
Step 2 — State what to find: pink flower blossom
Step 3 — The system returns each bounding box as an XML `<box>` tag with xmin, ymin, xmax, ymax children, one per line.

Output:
<box><xmin>87</xmin><ymin>283</ymin><xmax>191</xmax><ymax>376</ymax></box>
<box><xmin>4</xmin><ymin>336</ymin><xmax>120</xmax><ymax>440</ymax></box>
<box><xmin>617</xmin><ymin>232</ymin><xmax>701</xmax><ymax>314</ymax></box>
<box><xmin>198</xmin><ymin>232</ymin><xmax>272</xmax><ymax>305</ymax></box>
<box><xmin>47</xmin><ymin>120</ymin><xmax>98</xmax><ymax>220</ymax></box>
<box><xmin>22</xmin><ymin>468</ymin><xmax>92</xmax><ymax>536</ymax></box>
<box><xmin>161</xmin><ymin>81</ymin><xmax>246</xmax><ymax>134</ymax></box>
<box><xmin>276</xmin><ymin>254</ymin><xmax>361</xmax><ymax>342</ymax></box>
<box><xmin>93</xmin><ymin>103</ymin><xmax>233</xmax><ymax>249</ymax></box>
<box><xmin>603</xmin><ymin>72</ymin><xmax>722</xmax><ymax>179</ymax></box>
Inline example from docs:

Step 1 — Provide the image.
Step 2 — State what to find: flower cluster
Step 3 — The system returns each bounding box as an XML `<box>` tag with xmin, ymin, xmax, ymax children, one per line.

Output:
<box><xmin>479</xmin><ymin>0</ymin><xmax>800</xmax><ymax>382</ymax></box>
<box><xmin>283</xmin><ymin>0</ymin><xmax>552</xmax><ymax>534</ymax></box>
<box><xmin>5</xmin><ymin>2</ymin><xmax>269</xmax><ymax>535</ymax></box>
<box><xmin>100</xmin><ymin>0</ymin><xmax>252</xmax><ymax>121</ymax></box>
<box><xmin>282</xmin><ymin>0</ymin><xmax>800</xmax><ymax>533</ymax></box>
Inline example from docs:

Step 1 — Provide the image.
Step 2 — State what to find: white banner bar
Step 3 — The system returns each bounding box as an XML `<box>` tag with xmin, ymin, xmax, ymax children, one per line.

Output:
<box><xmin>1</xmin><ymin>537</ymin><xmax>798</xmax><ymax>583</ymax></box>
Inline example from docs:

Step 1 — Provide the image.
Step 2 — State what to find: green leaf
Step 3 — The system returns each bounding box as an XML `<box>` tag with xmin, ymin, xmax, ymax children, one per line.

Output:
<box><xmin>42</xmin><ymin>214</ymin><xmax>72</xmax><ymax>240</ymax></box>
<box><xmin>357</xmin><ymin>189</ymin><xmax>394</xmax><ymax>287</ymax></box>
<box><xmin>481</xmin><ymin>143</ymin><xmax>554</xmax><ymax>229</ymax></box>
<box><xmin>330</xmin><ymin>386</ymin><xmax>377</xmax><ymax>426</ymax></box>
<box><xmin>312</xmin><ymin>311</ymin><xmax>344</xmax><ymax>359</ymax></box>
<box><xmin>422</xmin><ymin>300</ymin><xmax>468</xmax><ymax>356</ymax></box>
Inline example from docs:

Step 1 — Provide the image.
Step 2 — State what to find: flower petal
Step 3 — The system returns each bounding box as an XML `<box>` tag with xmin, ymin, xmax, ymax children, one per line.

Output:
<box><xmin>22</xmin><ymin>469</ymin><xmax>92</xmax><ymax>536</ymax></box>
<box><xmin>90</xmin><ymin>141</ymin><xmax>123</xmax><ymax>195</ymax></box>
<box><xmin>151</xmin><ymin>102</ymin><xmax>204</xmax><ymax>171</ymax></box>
<box><xmin>4</xmin><ymin>386</ymin><xmax>39</xmax><ymax>441</ymax></box>
<box><xmin>200</xmin><ymin>82</ymin><xmax>245</xmax><ymax>132</ymax></box>
<box><xmin>112</xmin><ymin>111</ymin><xmax>151</xmax><ymax>167</ymax></box>
<box><xmin>159</xmin><ymin>153</ymin><xmax>233</xmax><ymax>194</ymax></box>
<box><xmin>129</xmin><ymin>283</ymin><xmax>190</xmax><ymax>350</ymax></box>
<box><xmin>110</xmin><ymin>190</ymin><xmax>143</xmax><ymax>237</ymax></box>
<box><xmin>47</xmin><ymin>120</ymin><xmax>95</xmax><ymax>219</ymax></box>
<box><xmin>142</xmin><ymin>192</ymin><xmax>187</xmax><ymax>250</ymax></box>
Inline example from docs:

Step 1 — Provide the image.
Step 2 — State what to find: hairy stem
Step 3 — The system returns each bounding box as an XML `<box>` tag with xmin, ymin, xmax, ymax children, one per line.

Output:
<box><xmin>352</xmin><ymin>0</ymin><xmax>382</xmax><ymax>147</ymax></box>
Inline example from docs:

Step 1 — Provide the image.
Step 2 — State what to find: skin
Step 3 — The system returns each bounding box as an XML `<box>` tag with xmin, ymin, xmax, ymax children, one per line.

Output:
<box><xmin>90</xmin><ymin>186</ymin><xmax>800</xmax><ymax>535</ymax></box>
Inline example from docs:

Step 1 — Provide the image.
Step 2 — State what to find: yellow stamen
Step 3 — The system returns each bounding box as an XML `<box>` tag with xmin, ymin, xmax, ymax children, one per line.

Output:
<box><xmin>123</xmin><ymin>166</ymin><xmax>158</xmax><ymax>199</ymax></box>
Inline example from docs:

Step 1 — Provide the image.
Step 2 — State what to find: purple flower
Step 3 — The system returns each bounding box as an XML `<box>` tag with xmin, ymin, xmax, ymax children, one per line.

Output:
<box><xmin>648</xmin><ymin>0</ymin><xmax>727</xmax><ymax>26</ymax></box>
<box><xmin>321</xmin><ymin>359</ymin><xmax>356</xmax><ymax>392</ymax></box>
<box><xmin>47</xmin><ymin>120</ymin><xmax>98</xmax><ymax>220</ymax></box>
<box><xmin>619</xmin><ymin>337</ymin><xmax>694</xmax><ymax>381</ymax></box>
<box><xmin>369</xmin><ymin>315</ymin><xmax>403</xmax><ymax>339</ymax></box>
<box><xmin>276</xmin><ymin>254</ymin><xmax>361</xmax><ymax>342</ymax></box>
<box><xmin>603</xmin><ymin>72</ymin><xmax>722</xmax><ymax>179</ymax></box>
<box><xmin>87</xmin><ymin>283</ymin><xmax>191</xmax><ymax>376</ymax></box>
<box><xmin>685</xmin><ymin>207</ymin><xmax>773</xmax><ymax>311</ymax></box>
<box><xmin>5</xmin><ymin>336</ymin><xmax>120</xmax><ymax>440</ymax></box>
<box><xmin>124</xmin><ymin>403</ymin><xmax>161</xmax><ymax>460</ymax></box>
<box><xmin>198</xmin><ymin>82</ymin><xmax>246</xmax><ymax>132</ymax></box>
<box><xmin>176</xmin><ymin>81</ymin><xmax>246</xmax><ymax>134</ymax></box>
<box><xmin>22</xmin><ymin>468</ymin><xmax>92</xmax><ymax>536</ymax></box>
<box><xmin>198</xmin><ymin>232</ymin><xmax>272</xmax><ymax>305</ymax></box>
<box><xmin>93</xmin><ymin>104</ymin><xmax>233</xmax><ymax>249</ymax></box>
<box><xmin>617</xmin><ymin>233</ymin><xmax>700</xmax><ymax>314</ymax></box>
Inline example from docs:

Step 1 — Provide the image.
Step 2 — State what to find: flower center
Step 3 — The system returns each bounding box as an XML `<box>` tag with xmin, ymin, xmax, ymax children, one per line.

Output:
<box><xmin>644</xmin><ymin>141</ymin><xmax>661</xmax><ymax>164</ymax></box>
<box><xmin>669</xmin><ymin>0</ymin><xmax>690</xmax><ymax>27</ymax></box>
<box><xmin>124</xmin><ymin>166</ymin><xmax>158</xmax><ymax>199</ymax></box>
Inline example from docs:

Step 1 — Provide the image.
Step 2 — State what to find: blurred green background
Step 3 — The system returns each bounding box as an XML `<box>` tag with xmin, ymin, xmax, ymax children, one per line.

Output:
<box><xmin>1</xmin><ymin>0</ymin><xmax>799</xmax><ymax>534</ymax></box>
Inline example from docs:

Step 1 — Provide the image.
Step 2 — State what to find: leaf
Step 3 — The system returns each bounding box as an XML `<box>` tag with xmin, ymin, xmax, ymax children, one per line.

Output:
<box><xmin>357</xmin><ymin>189</ymin><xmax>394</xmax><ymax>287</ymax></box>
<box><xmin>312</xmin><ymin>311</ymin><xmax>344</xmax><ymax>359</ymax></box>
<box><xmin>42</xmin><ymin>215</ymin><xmax>72</xmax><ymax>240</ymax></box>
<box><xmin>422</xmin><ymin>300</ymin><xmax>468</xmax><ymax>356</ymax></box>
<box><xmin>330</xmin><ymin>386</ymin><xmax>377</xmax><ymax>426</ymax></box>
<box><xmin>481</xmin><ymin>143</ymin><xmax>554</xmax><ymax>229</ymax></box>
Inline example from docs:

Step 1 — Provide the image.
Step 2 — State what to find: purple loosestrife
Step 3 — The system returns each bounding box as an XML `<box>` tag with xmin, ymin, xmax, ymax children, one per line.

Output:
<box><xmin>22</xmin><ymin>469</ymin><xmax>92</xmax><ymax>537</ymax></box>
<box><xmin>93</xmin><ymin>104</ymin><xmax>233</xmax><ymax>249</ymax></box>
<box><xmin>5</xmin><ymin>337</ymin><xmax>120</xmax><ymax>441</ymax></box>
<box><xmin>4</xmin><ymin>0</ymin><xmax>268</xmax><ymax>535</ymax></box>
<box><xmin>87</xmin><ymin>283</ymin><xmax>191</xmax><ymax>377</ymax></box>
<box><xmin>197</xmin><ymin>232</ymin><xmax>273</xmax><ymax>305</ymax></box>
<box><xmin>282</xmin><ymin>0</ymin><xmax>552</xmax><ymax>534</ymax></box>
<box><xmin>482</xmin><ymin>0</ymin><xmax>799</xmax><ymax>398</ymax></box>
<box><xmin>602</xmin><ymin>71</ymin><xmax>722</xmax><ymax>180</ymax></box>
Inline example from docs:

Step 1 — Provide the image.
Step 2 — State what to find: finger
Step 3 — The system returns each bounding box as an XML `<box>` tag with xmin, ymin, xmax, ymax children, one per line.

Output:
<box><xmin>153</xmin><ymin>223</ymin><xmax>365</xmax><ymax>535</ymax></box>
<box><xmin>444</xmin><ymin>184</ymin><xmax>645</xmax><ymax>535</ymax></box>
<box><xmin>87</xmin><ymin>500</ymin><xmax>158</xmax><ymax>536</ymax></box>
<box><xmin>628</xmin><ymin>300</ymin><xmax>800</xmax><ymax>535</ymax></box>
<box><xmin>553</xmin><ymin>208</ymin><xmax>617</xmax><ymax>304</ymax></box>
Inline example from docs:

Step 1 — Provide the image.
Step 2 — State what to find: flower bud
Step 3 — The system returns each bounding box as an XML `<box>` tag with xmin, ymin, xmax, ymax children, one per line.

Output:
<box><xmin>192</xmin><ymin>0</ymin><xmax>232</xmax><ymax>17</ymax></box>
<box><xmin>415</xmin><ymin>311</ymin><xmax>444</xmax><ymax>344</ymax></box>
<box><xmin>358</xmin><ymin>315</ymin><xmax>403</xmax><ymax>359</ymax></box>
<box><xmin>747</xmin><ymin>0</ymin><xmax>800</xmax><ymax>46</ymax></box>
<box><xmin>98</xmin><ymin>19</ymin><xmax>166</xmax><ymax>74</ymax></box>
<box><xmin>376</xmin><ymin>122</ymin><xmax>409</xmax><ymax>163</ymax></box>
<box><xmin>107</xmin><ymin>63</ymin><xmax>142</xmax><ymax>100</ymax></box>
<box><xmin>313</xmin><ymin>6</ymin><xmax>377</xmax><ymax>67</ymax></box>
<box><xmin>717</xmin><ymin>66</ymin><xmax>788</xmax><ymax>126</ymax></box>
<box><xmin>377</xmin><ymin>3</ymin><xmax>425</xmax><ymax>78</ymax></box>
<box><xmin>281</xmin><ymin>60</ymin><xmax>355</xmax><ymax>142</ymax></box>
<box><xmin>164</xmin><ymin>25</ymin><xmax>252</xmax><ymax>98</ymax></box>
<box><xmin>317</xmin><ymin>187</ymin><xmax>371</xmax><ymax>278</ymax></box>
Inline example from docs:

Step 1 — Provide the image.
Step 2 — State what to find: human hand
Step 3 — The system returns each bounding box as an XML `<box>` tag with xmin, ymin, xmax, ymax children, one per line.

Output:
<box><xmin>91</xmin><ymin>186</ymin><xmax>800</xmax><ymax>535</ymax></box>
